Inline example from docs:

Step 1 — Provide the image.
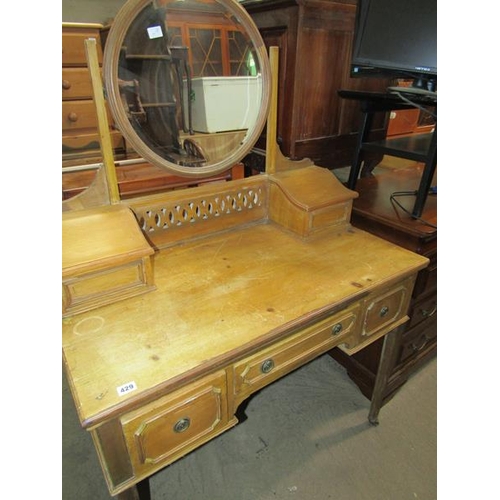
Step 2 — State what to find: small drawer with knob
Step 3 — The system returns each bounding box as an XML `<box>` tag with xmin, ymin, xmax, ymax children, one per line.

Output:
<box><xmin>362</xmin><ymin>278</ymin><xmax>414</xmax><ymax>338</ymax></box>
<box><xmin>62</xmin><ymin>67</ymin><xmax>96</xmax><ymax>100</ymax></box>
<box><xmin>339</xmin><ymin>277</ymin><xmax>415</xmax><ymax>355</ymax></box>
<box><xmin>232</xmin><ymin>304</ymin><xmax>360</xmax><ymax>405</ymax></box>
<box><xmin>62</xmin><ymin>100</ymin><xmax>113</xmax><ymax>131</ymax></box>
<box><xmin>119</xmin><ymin>370</ymin><xmax>236</xmax><ymax>478</ymax></box>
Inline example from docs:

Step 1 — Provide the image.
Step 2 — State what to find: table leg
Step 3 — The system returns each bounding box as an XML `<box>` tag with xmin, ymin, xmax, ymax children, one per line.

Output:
<box><xmin>368</xmin><ymin>326</ymin><xmax>400</xmax><ymax>425</ymax></box>
<box><xmin>412</xmin><ymin>127</ymin><xmax>437</xmax><ymax>219</ymax></box>
<box><xmin>115</xmin><ymin>478</ymin><xmax>151</xmax><ymax>500</ymax></box>
<box><xmin>347</xmin><ymin>111</ymin><xmax>374</xmax><ymax>189</ymax></box>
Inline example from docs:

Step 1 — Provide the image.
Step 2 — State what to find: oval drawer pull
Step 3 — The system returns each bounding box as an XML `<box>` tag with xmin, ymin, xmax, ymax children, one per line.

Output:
<box><xmin>62</xmin><ymin>79</ymin><xmax>71</xmax><ymax>90</ymax></box>
<box><xmin>421</xmin><ymin>306</ymin><xmax>437</xmax><ymax>318</ymax></box>
<box><xmin>332</xmin><ymin>323</ymin><xmax>343</xmax><ymax>335</ymax></box>
<box><xmin>173</xmin><ymin>417</ymin><xmax>191</xmax><ymax>433</ymax></box>
<box><xmin>379</xmin><ymin>306</ymin><xmax>389</xmax><ymax>317</ymax></box>
<box><xmin>411</xmin><ymin>334</ymin><xmax>432</xmax><ymax>352</ymax></box>
<box><xmin>261</xmin><ymin>359</ymin><xmax>275</xmax><ymax>374</ymax></box>
<box><xmin>67</xmin><ymin>112</ymin><xmax>79</xmax><ymax>123</ymax></box>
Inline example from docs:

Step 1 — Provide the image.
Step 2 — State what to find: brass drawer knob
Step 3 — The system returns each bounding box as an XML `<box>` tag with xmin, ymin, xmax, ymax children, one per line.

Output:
<box><xmin>62</xmin><ymin>79</ymin><xmax>71</xmax><ymax>90</ymax></box>
<box><xmin>173</xmin><ymin>417</ymin><xmax>191</xmax><ymax>433</ymax></box>
<box><xmin>379</xmin><ymin>306</ymin><xmax>389</xmax><ymax>317</ymax></box>
<box><xmin>261</xmin><ymin>359</ymin><xmax>275</xmax><ymax>374</ymax></box>
<box><xmin>332</xmin><ymin>323</ymin><xmax>343</xmax><ymax>335</ymax></box>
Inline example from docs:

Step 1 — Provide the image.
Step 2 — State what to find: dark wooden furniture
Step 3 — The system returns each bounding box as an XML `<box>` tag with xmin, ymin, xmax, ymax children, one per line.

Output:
<box><xmin>338</xmin><ymin>89</ymin><xmax>437</xmax><ymax>218</ymax></box>
<box><xmin>330</xmin><ymin>163</ymin><xmax>436</xmax><ymax>405</ymax></box>
<box><xmin>241</xmin><ymin>0</ymin><xmax>391</xmax><ymax>168</ymax></box>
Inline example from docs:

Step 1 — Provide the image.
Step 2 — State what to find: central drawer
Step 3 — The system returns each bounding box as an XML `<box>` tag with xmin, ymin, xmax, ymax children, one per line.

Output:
<box><xmin>232</xmin><ymin>304</ymin><xmax>360</xmax><ymax>406</ymax></box>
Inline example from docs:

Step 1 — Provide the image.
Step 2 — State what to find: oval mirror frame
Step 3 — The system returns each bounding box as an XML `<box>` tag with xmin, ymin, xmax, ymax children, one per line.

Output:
<box><xmin>103</xmin><ymin>0</ymin><xmax>271</xmax><ymax>178</ymax></box>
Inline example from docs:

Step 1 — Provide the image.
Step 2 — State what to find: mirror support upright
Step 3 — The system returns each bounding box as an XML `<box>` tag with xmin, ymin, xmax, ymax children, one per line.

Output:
<box><xmin>85</xmin><ymin>37</ymin><xmax>120</xmax><ymax>204</ymax></box>
<box><xmin>265</xmin><ymin>46</ymin><xmax>279</xmax><ymax>175</ymax></box>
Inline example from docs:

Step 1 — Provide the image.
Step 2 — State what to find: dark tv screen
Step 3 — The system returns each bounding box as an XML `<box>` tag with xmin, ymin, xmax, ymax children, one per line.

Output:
<box><xmin>351</xmin><ymin>0</ymin><xmax>437</xmax><ymax>86</ymax></box>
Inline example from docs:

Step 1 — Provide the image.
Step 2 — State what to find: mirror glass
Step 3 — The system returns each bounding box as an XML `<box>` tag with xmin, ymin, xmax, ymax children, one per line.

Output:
<box><xmin>103</xmin><ymin>0</ymin><xmax>270</xmax><ymax>178</ymax></box>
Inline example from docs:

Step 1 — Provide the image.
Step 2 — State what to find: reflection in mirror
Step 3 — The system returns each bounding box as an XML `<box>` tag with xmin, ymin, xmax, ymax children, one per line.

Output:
<box><xmin>104</xmin><ymin>0</ymin><xmax>270</xmax><ymax>177</ymax></box>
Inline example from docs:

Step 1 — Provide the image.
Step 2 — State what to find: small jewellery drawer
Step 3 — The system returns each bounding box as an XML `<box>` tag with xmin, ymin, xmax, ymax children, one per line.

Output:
<box><xmin>120</xmin><ymin>371</ymin><xmax>235</xmax><ymax>476</ymax></box>
<box><xmin>362</xmin><ymin>280</ymin><xmax>412</xmax><ymax>338</ymax></box>
<box><xmin>233</xmin><ymin>305</ymin><xmax>359</xmax><ymax>403</ymax></box>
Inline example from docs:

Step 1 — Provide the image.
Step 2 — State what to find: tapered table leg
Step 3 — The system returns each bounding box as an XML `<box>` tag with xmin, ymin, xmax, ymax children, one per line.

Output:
<box><xmin>368</xmin><ymin>326</ymin><xmax>400</xmax><ymax>425</ymax></box>
<box><xmin>115</xmin><ymin>479</ymin><xmax>151</xmax><ymax>500</ymax></box>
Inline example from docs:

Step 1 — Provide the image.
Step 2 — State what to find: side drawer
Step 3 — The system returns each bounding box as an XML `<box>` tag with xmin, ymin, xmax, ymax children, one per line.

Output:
<box><xmin>120</xmin><ymin>371</ymin><xmax>236</xmax><ymax>477</ymax></box>
<box><xmin>362</xmin><ymin>282</ymin><xmax>410</xmax><ymax>338</ymax></box>
<box><xmin>340</xmin><ymin>276</ymin><xmax>415</xmax><ymax>355</ymax></box>
<box><xmin>233</xmin><ymin>304</ymin><xmax>360</xmax><ymax>405</ymax></box>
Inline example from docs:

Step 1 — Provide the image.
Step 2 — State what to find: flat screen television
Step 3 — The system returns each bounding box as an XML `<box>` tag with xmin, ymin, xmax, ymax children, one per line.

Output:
<box><xmin>350</xmin><ymin>0</ymin><xmax>437</xmax><ymax>92</ymax></box>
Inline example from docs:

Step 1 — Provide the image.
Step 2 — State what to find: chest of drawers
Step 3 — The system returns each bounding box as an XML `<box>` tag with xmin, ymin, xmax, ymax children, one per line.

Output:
<box><xmin>62</xmin><ymin>23</ymin><xmax>125</xmax><ymax>166</ymax></box>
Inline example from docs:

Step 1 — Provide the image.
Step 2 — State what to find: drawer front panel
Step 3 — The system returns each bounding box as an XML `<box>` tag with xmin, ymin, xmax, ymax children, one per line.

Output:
<box><xmin>413</xmin><ymin>253</ymin><xmax>437</xmax><ymax>298</ymax></box>
<box><xmin>399</xmin><ymin>318</ymin><xmax>437</xmax><ymax>363</ymax></box>
<box><xmin>62</xmin><ymin>30</ymin><xmax>103</xmax><ymax>66</ymax></box>
<box><xmin>408</xmin><ymin>294</ymin><xmax>437</xmax><ymax>330</ymax></box>
<box><xmin>310</xmin><ymin>202</ymin><xmax>350</xmax><ymax>230</ymax></box>
<box><xmin>362</xmin><ymin>282</ymin><xmax>410</xmax><ymax>337</ymax></box>
<box><xmin>62</xmin><ymin>100</ymin><xmax>110</xmax><ymax>131</ymax></box>
<box><xmin>63</xmin><ymin>130</ymin><xmax>124</xmax><ymax>154</ymax></box>
<box><xmin>233</xmin><ymin>305</ymin><xmax>359</xmax><ymax>402</ymax></box>
<box><xmin>121</xmin><ymin>371</ymin><xmax>232</xmax><ymax>475</ymax></box>
<box><xmin>62</xmin><ymin>67</ymin><xmax>95</xmax><ymax>100</ymax></box>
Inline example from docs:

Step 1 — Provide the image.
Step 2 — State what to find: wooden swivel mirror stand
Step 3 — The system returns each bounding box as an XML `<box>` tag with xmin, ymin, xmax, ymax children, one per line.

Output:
<box><xmin>62</xmin><ymin>1</ymin><xmax>429</xmax><ymax>498</ymax></box>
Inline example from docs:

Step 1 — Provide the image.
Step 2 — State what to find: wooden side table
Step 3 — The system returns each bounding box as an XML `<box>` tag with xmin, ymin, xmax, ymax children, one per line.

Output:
<box><xmin>338</xmin><ymin>89</ymin><xmax>437</xmax><ymax>218</ymax></box>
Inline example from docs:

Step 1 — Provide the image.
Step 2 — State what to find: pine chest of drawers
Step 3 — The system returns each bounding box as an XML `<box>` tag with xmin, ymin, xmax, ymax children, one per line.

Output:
<box><xmin>62</xmin><ymin>23</ymin><xmax>125</xmax><ymax>166</ymax></box>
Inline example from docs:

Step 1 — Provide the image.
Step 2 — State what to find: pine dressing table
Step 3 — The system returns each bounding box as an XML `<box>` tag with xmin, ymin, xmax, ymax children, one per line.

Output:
<box><xmin>62</xmin><ymin>1</ymin><xmax>429</xmax><ymax>498</ymax></box>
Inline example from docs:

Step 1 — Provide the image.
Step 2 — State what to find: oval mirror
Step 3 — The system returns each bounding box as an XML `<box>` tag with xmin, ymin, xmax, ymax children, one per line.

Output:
<box><xmin>103</xmin><ymin>0</ymin><xmax>270</xmax><ymax>178</ymax></box>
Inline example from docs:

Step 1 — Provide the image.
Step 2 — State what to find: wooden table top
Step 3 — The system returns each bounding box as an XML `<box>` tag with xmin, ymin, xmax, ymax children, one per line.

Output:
<box><xmin>62</xmin><ymin>221</ymin><xmax>428</xmax><ymax>427</ymax></box>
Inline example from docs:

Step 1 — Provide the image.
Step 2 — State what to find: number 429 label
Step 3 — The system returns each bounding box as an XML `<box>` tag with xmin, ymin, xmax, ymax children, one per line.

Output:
<box><xmin>117</xmin><ymin>381</ymin><xmax>137</xmax><ymax>396</ymax></box>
